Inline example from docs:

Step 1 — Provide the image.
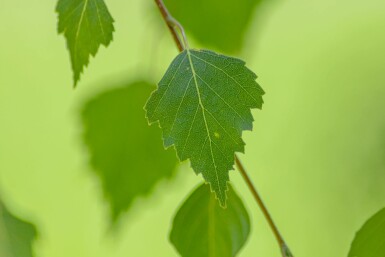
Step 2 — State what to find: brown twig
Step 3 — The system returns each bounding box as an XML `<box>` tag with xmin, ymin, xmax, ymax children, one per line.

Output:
<box><xmin>153</xmin><ymin>1</ymin><xmax>293</xmax><ymax>256</ymax></box>
<box><xmin>154</xmin><ymin>0</ymin><xmax>184</xmax><ymax>52</ymax></box>
<box><xmin>235</xmin><ymin>156</ymin><xmax>293</xmax><ymax>257</ymax></box>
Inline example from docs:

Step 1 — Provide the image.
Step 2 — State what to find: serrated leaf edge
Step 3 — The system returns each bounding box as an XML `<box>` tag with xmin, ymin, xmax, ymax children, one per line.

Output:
<box><xmin>56</xmin><ymin>0</ymin><xmax>115</xmax><ymax>87</ymax></box>
<box><xmin>144</xmin><ymin>49</ymin><xmax>264</xmax><ymax>207</ymax></box>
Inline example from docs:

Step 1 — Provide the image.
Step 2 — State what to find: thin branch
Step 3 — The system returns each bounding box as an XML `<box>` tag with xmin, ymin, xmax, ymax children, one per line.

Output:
<box><xmin>235</xmin><ymin>156</ymin><xmax>293</xmax><ymax>257</ymax></box>
<box><xmin>154</xmin><ymin>1</ymin><xmax>293</xmax><ymax>256</ymax></box>
<box><xmin>166</xmin><ymin>16</ymin><xmax>190</xmax><ymax>49</ymax></box>
<box><xmin>154</xmin><ymin>0</ymin><xmax>184</xmax><ymax>51</ymax></box>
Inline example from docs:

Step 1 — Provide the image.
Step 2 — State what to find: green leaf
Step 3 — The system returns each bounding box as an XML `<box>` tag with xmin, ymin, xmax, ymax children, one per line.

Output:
<box><xmin>170</xmin><ymin>183</ymin><xmax>250</xmax><ymax>257</ymax></box>
<box><xmin>145</xmin><ymin>49</ymin><xmax>264</xmax><ymax>206</ymax></box>
<box><xmin>56</xmin><ymin>0</ymin><xmax>114</xmax><ymax>87</ymax></box>
<box><xmin>348</xmin><ymin>207</ymin><xmax>385</xmax><ymax>257</ymax></box>
<box><xmin>164</xmin><ymin>0</ymin><xmax>263</xmax><ymax>53</ymax></box>
<box><xmin>0</xmin><ymin>201</ymin><xmax>37</xmax><ymax>257</ymax></box>
<box><xmin>82</xmin><ymin>81</ymin><xmax>178</xmax><ymax>221</ymax></box>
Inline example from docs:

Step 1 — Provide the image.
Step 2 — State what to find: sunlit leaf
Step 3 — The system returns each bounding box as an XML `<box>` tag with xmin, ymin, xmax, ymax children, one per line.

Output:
<box><xmin>56</xmin><ymin>0</ymin><xmax>114</xmax><ymax>86</ymax></box>
<box><xmin>348</xmin><ymin>207</ymin><xmax>385</xmax><ymax>257</ymax></box>
<box><xmin>0</xmin><ymin>201</ymin><xmax>37</xmax><ymax>257</ymax></box>
<box><xmin>170</xmin><ymin>183</ymin><xmax>250</xmax><ymax>257</ymax></box>
<box><xmin>82</xmin><ymin>81</ymin><xmax>178</xmax><ymax>221</ymax></box>
<box><xmin>164</xmin><ymin>0</ymin><xmax>264</xmax><ymax>53</ymax></box>
<box><xmin>145</xmin><ymin>49</ymin><xmax>264</xmax><ymax>206</ymax></box>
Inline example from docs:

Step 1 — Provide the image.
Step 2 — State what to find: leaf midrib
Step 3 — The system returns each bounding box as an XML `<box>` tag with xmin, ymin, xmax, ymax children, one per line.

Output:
<box><xmin>74</xmin><ymin>0</ymin><xmax>89</xmax><ymax>59</ymax></box>
<box><xmin>186</xmin><ymin>49</ymin><xmax>223</xmax><ymax>203</ymax></box>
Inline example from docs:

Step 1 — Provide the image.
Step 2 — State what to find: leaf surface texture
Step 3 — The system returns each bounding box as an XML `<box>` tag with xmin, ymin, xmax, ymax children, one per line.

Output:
<box><xmin>57</xmin><ymin>0</ymin><xmax>114</xmax><ymax>86</ymax></box>
<box><xmin>145</xmin><ymin>49</ymin><xmax>264</xmax><ymax>206</ymax></box>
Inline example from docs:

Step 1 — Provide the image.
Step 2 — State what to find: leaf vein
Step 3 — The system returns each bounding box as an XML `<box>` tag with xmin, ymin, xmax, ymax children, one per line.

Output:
<box><xmin>180</xmin><ymin>104</ymin><xmax>199</xmax><ymax>158</ymax></box>
<box><xmin>74</xmin><ymin>0</ymin><xmax>89</xmax><ymax>61</ymax></box>
<box><xmin>195</xmin><ymin>73</ymin><xmax>246</xmax><ymax>124</ymax></box>
<box><xmin>150</xmin><ymin>54</ymin><xmax>188</xmax><ymax>119</ymax></box>
<box><xmin>187</xmin><ymin>49</ymin><xmax>223</xmax><ymax>202</ymax></box>
<box><xmin>169</xmin><ymin>76</ymin><xmax>193</xmax><ymax>134</ymax></box>
<box><xmin>92</xmin><ymin>0</ymin><xmax>107</xmax><ymax>43</ymax></box>
<box><xmin>190</xmin><ymin>53</ymin><xmax>259</xmax><ymax>104</ymax></box>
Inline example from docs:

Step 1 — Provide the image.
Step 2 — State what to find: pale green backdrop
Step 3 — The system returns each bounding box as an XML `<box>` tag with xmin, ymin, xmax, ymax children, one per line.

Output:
<box><xmin>0</xmin><ymin>0</ymin><xmax>384</xmax><ymax>256</ymax></box>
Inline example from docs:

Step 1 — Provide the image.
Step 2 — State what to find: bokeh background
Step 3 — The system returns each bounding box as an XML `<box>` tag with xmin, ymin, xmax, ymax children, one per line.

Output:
<box><xmin>1</xmin><ymin>0</ymin><xmax>385</xmax><ymax>256</ymax></box>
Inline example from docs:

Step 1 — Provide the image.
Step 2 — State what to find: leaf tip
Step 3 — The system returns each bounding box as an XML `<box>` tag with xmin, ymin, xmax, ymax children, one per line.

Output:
<box><xmin>206</xmin><ymin>180</ymin><xmax>229</xmax><ymax>209</ymax></box>
<box><xmin>73</xmin><ymin>80</ymin><xmax>79</xmax><ymax>89</ymax></box>
<box><xmin>72</xmin><ymin>70</ymin><xmax>81</xmax><ymax>88</ymax></box>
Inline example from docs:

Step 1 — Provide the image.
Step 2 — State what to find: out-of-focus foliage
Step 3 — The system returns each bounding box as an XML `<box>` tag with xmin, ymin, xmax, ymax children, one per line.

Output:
<box><xmin>170</xmin><ymin>184</ymin><xmax>250</xmax><ymax>257</ymax></box>
<box><xmin>164</xmin><ymin>0</ymin><xmax>263</xmax><ymax>53</ymax></box>
<box><xmin>145</xmin><ymin>49</ymin><xmax>264</xmax><ymax>206</ymax></box>
<box><xmin>0</xmin><ymin>201</ymin><xmax>37</xmax><ymax>257</ymax></box>
<box><xmin>1</xmin><ymin>0</ymin><xmax>385</xmax><ymax>256</ymax></box>
<box><xmin>348</xmin><ymin>207</ymin><xmax>385</xmax><ymax>257</ymax></box>
<box><xmin>56</xmin><ymin>0</ymin><xmax>115</xmax><ymax>86</ymax></box>
<box><xmin>82</xmin><ymin>81</ymin><xmax>178</xmax><ymax>221</ymax></box>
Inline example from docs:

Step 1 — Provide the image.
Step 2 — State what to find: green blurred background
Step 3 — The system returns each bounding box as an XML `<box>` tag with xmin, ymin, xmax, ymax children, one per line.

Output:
<box><xmin>1</xmin><ymin>0</ymin><xmax>385</xmax><ymax>256</ymax></box>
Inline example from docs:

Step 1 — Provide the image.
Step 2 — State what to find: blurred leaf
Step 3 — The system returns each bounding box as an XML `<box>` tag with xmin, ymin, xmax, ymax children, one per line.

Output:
<box><xmin>82</xmin><ymin>81</ymin><xmax>178</xmax><ymax>221</ymax></box>
<box><xmin>0</xmin><ymin>201</ymin><xmax>37</xmax><ymax>257</ymax></box>
<box><xmin>164</xmin><ymin>0</ymin><xmax>263</xmax><ymax>53</ymax></box>
<box><xmin>170</xmin><ymin>183</ymin><xmax>250</xmax><ymax>257</ymax></box>
<box><xmin>56</xmin><ymin>0</ymin><xmax>114</xmax><ymax>87</ymax></box>
<box><xmin>145</xmin><ymin>49</ymin><xmax>264</xmax><ymax>206</ymax></box>
<box><xmin>348</xmin><ymin>207</ymin><xmax>385</xmax><ymax>257</ymax></box>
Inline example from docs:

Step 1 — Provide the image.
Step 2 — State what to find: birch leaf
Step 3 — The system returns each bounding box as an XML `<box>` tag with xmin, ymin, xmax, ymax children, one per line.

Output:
<box><xmin>170</xmin><ymin>184</ymin><xmax>250</xmax><ymax>257</ymax></box>
<box><xmin>145</xmin><ymin>49</ymin><xmax>264</xmax><ymax>206</ymax></box>
<box><xmin>82</xmin><ymin>81</ymin><xmax>178</xmax><ymax>221</ymax></box>
<box><xmin>56</xmin><ymin>0</ymin><xmax>114</xmax><ymax>86</ymax></box>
